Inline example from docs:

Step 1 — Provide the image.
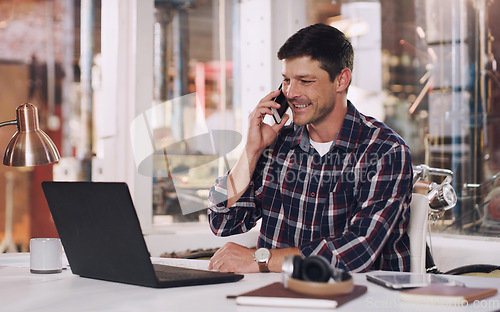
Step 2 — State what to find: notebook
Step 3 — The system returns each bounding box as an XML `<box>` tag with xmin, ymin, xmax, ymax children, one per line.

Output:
<box><xmin>400</xmin><ymin>284</ymin><xmax>498</xmax><ymax>305</ymax></box>
<box><xmin>229</xmin><ymin>282</ymin><xmax>367</xmax><ymax>309</ymax></box>
<box><xmin>41</xmin><ymin>181</ymin><xmax>244</xmax><ymax>288</ymax></box>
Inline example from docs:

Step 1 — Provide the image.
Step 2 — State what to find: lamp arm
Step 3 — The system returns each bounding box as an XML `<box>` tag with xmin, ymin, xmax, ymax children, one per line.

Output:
<box><xmin>0</xmin><ymin>120</ymin><xmax>17</xmax><ymax>128</ymax></box>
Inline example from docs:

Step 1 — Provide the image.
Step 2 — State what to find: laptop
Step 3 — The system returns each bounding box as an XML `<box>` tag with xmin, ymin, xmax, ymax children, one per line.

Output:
<box><xmin>41</xmin><ymin>181</ymin><xmax>244</xmax><ymax>288</ymax></box>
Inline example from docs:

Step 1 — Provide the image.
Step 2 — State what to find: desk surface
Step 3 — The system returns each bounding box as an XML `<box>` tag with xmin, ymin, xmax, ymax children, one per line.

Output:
<box><xmin>1</xmin><ymin>253</ymin><xmax>499</xmax><ymax>312</ymax></box>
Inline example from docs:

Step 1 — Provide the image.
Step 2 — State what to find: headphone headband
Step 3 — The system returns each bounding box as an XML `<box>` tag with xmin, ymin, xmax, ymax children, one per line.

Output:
<box><xmin>285</xmin><ymin>275</ymin><xmax>354</xmax><ymax>296</ymax></box>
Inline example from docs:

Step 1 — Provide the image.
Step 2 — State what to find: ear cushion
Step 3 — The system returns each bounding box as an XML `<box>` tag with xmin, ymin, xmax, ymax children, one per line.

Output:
<box><xmin>301</xmin><ymin>256</ymin><xmax>332</xmax><ymax>282</ymax></box>
<box><xmin>291</xmin><ymin>255</ymin><xmax>303</xmax><ymax>280</ymax></box>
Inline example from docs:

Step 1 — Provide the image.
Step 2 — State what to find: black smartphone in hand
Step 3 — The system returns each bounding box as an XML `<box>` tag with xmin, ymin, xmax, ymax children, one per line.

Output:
<box><xmin>271</xmin><ymin>84</ymin><xmax>288</xmax><ymax>124</ymax></box>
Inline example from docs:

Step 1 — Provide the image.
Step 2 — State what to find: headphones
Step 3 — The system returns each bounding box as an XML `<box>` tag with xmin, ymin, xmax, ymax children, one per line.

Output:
<box><xmin>282</xmin><ymin>255</ymin><xmax>354</xmax><ymax>296</ymax></box>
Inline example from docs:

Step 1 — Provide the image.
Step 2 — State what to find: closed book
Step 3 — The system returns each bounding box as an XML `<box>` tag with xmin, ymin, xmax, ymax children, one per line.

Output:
<box><xmin>232</xmin><ymin>282</ymin><xmax>367</xmax><ymax>309</ymax></box>
<box><xmin>400</xmin><ymin>284</ymin><xmax>498</xmax><ymax>305</ymax></box>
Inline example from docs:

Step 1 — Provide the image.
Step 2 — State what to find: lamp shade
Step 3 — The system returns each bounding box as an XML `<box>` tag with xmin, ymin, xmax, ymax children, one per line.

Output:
<box><xmin>3</xmin><ymin>103</ymin><xmax>61</xmax><ymax>166</ymax></box>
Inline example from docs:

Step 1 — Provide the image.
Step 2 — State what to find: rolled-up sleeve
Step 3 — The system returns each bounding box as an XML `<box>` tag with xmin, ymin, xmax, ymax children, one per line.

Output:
<box><xmin>207</xmin><ymin>169</ymin><xmax>263</xmax><ymax>237</ymax></box>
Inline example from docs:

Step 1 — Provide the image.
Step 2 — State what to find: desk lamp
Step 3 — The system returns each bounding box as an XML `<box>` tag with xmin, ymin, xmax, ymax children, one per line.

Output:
<box><xmin>1</xmin><ymin>103</ymin><xmax>60</xmax><ymax>166</ymax></box>
<box><xmin>0</xmin><ymin>103</ymin><xmax>61</xmax><ymax>252</ymax></box>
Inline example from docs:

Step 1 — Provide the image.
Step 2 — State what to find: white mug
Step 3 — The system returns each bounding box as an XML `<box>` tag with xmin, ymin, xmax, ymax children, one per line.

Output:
<box><xmin>30</xmin><ymin>238</ymin><xmax>63</xmax><ymax>274</ymax></box>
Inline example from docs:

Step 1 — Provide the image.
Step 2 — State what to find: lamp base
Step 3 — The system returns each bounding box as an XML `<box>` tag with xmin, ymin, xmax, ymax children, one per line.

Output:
<box><xmin>0</xmin><ymin>235</ymin><xmax>17</xmax><ymax>253</ymax></box>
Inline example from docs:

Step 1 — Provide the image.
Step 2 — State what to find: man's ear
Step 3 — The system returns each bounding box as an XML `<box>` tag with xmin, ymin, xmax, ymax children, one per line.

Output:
<box><xmin>336</xmin><ymin>68</ymin><xmax>351</xmax><ymax>93</ymax></box>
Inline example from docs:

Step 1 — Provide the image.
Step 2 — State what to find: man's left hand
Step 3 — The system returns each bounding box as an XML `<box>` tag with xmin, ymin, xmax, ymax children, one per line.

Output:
<box><xmin>208</xmin><ymin>242</ymin><xmax>258</xmax><ymax>273</ymax></box>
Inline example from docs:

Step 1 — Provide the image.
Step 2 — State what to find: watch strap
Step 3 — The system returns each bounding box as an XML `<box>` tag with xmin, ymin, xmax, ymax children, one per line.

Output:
<box><xmin>257</xmin><ymin>260</ymin><xmax>270</xmax><ymax>273</ymax></box>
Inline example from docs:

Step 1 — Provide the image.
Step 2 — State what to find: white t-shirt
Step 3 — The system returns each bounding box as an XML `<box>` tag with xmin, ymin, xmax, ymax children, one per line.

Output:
<box><xmin>310</xmin><ymin>139</ymin><xmax>333</xmax><ymax>157</ymax></box>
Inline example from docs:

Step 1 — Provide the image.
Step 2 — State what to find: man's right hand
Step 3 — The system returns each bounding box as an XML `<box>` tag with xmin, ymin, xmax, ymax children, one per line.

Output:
<box><xmin>245</xmin><ymin>90</ymin><xmax>290</xmax><ymax>158</ymax></box>
<box><xmin>224</xmin><ymin>90</ymin><xmax>290</xmax><ymax>207</ymax></box>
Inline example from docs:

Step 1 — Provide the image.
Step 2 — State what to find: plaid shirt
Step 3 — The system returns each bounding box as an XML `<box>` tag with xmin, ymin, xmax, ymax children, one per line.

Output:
<box><xmin>208</xmin><ymin>102</ymin><xmax>413</xmax><ymax>272</ymax></box>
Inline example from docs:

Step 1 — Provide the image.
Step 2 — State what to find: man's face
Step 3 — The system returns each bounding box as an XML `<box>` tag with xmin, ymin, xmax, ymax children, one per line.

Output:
<box><xmin>281</xmin><ymin>56</ymin><xmax>337</xmax><ymax>127</ymax></box>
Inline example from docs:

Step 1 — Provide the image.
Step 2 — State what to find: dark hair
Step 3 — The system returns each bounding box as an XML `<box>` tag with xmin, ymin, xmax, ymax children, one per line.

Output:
<box><xmin>277</xmin><ymin>23</ymin><xmax>354</xmax><ymax>82</ymax></box>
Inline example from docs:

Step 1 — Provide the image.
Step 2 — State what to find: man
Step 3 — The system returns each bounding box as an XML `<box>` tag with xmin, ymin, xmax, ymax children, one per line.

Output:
<box><xmin>207</xmin><ymin>23</ymin><xmax>413</xmax><ymax>273</ymax></box>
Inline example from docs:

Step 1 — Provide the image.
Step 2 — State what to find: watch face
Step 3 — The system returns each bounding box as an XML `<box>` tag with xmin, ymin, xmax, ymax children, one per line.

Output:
<box><xmin>254</xmin><ymin>248</ymin><xmax>271</xmax><ymax>261</ymax></box>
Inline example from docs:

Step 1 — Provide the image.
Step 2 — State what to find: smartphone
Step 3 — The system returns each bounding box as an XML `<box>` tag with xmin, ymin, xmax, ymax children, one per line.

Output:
<box><xmin>271</xmin><ymin>84</ymin><xmax>288</xmax><ymax>124</ymax></box>
<box><xmin>366</xmin><ymin>273</ymin><xmax>461</xmax><ymax>290</ymax></box>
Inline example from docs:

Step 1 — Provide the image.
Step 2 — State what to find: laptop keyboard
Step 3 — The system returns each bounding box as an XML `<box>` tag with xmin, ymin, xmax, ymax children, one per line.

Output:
<box><xmin>153</xmin><ymin>264</ymin><xmax>225</xmax><ymax>281</ymax></box>
<box><xmin>152</xmin><ymin>258</ymin><xmax>208</xmax><ymax>270</ymax></box>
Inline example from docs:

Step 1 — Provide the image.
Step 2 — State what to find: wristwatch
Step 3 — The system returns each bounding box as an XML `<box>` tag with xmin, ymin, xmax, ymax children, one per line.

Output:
<box><xmin>254</xmin><ymin>248</ymin><xmax>271</xmax><ymax>272</ymax></box>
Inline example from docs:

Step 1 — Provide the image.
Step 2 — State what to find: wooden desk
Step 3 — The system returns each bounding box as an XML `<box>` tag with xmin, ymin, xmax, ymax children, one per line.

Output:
<box><xmin>0</xmin><ymin>253</ymin><xmax>498</xmax><ymax>312</ymax></box>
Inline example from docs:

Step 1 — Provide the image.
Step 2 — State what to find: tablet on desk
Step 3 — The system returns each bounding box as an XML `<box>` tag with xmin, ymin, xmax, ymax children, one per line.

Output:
<box><xmin>366</xmin><ymin>273</ymin><xmax>460</xmax><ymax>290</ymax></box>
